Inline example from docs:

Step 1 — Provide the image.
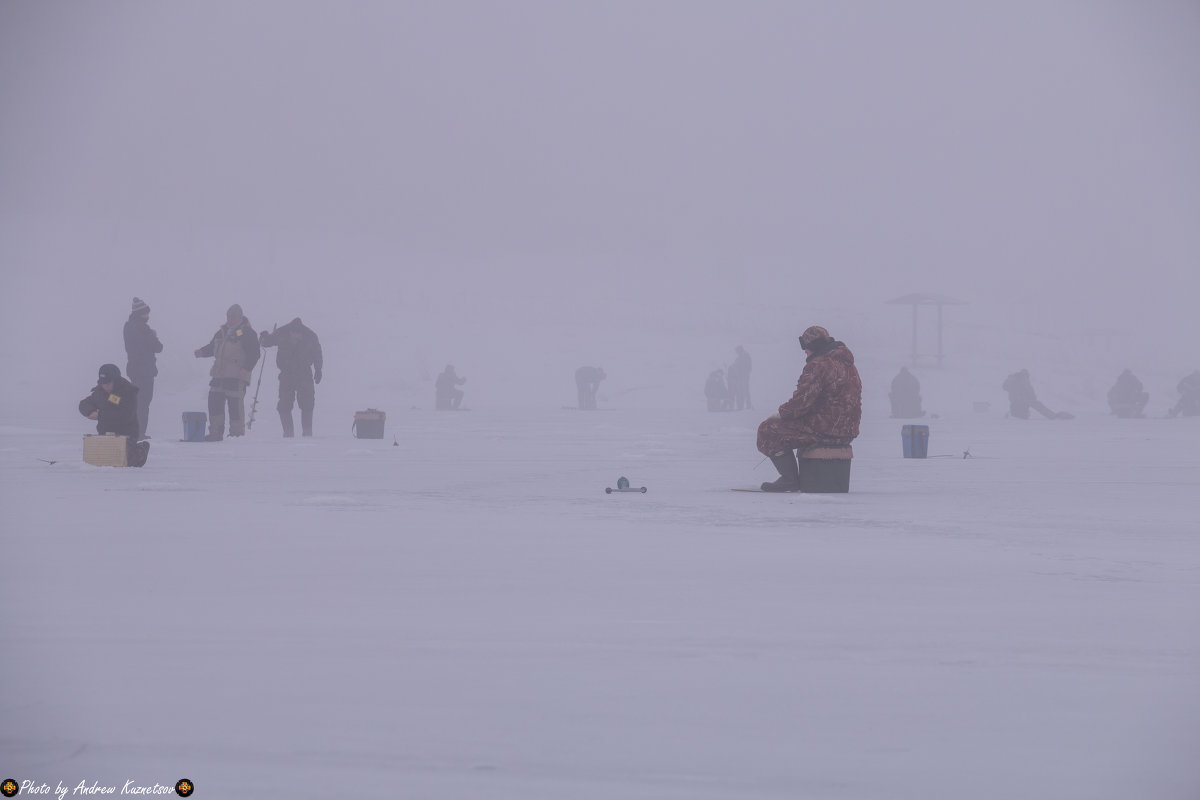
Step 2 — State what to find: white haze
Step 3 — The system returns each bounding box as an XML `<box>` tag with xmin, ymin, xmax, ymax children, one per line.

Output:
<box><xmin>1</xmin><ymin>1</ymin><xmax>1198</xmax><ymax>426</ymax></box>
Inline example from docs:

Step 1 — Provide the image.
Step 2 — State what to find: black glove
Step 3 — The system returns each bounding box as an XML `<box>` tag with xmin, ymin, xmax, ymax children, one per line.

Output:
<box><xmin>314</xmin><ymin>368</ymin><xmax>322</xmax><ymax>385</ymax></box>
<box><xmin>259</xmin><ymin>331</ymin><xmax>269</xmax><ymax>345</ymax></box>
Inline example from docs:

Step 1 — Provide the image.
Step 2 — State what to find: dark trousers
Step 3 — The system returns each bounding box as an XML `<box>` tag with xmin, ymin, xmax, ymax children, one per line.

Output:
<box><xmin>278</xmin><ymin>371</ymin><xmax>315</xmax><ymax>435</ymax></box>
<box><xmin>435</xmin><ymin>388</ymin><xmax>463</xmax><ymax>410</ymax></box>
<box><xmin>129</xmin><ymin>373</ymin><xmax>154</xmax><ymax>439</ymax></box>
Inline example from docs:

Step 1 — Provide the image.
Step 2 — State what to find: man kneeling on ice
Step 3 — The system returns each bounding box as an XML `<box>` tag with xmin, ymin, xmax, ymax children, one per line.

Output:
<box><xmin>79</xmin><ymin>363</ymin><xmax>150</xmax><ymax>467</ymax></box>
<box><xmin>756</xmin><ymin>326</ymin><xmax>862</xmax><ymax>491</ymax></box>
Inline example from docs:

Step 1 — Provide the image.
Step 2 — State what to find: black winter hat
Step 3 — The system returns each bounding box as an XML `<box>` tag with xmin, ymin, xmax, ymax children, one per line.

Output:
<box><xmin>98</xmin><ymin>364</ymin><xmax>121</xmax><ymax>384</ymax></box>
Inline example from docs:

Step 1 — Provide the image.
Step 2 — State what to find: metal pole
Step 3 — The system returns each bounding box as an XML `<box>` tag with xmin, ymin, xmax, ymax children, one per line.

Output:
<box><xmin>911</xmin><ymin>303</ymin><xmax>918</xmax><ymax>367</ymax></box>
<box><xmin>937</xmin><ymin>303</ymin><xmax>944</xmax><ymax>367</ymax></box>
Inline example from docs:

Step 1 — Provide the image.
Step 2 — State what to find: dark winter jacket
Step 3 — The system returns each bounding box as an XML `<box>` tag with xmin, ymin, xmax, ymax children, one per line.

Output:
<box><xmin>728</xmin><ymin>350</ymin><xmax>751</xmax><ymax>384</ymax></box>
<box><xmin>891</xmin><ymin>367</ymin><xmax>920</xmax><ymax>398</ymax></box>
<box><xmin>1002</xmin><ymin>370</ymin><xmax>1037</xmax><ymax>404</ymax></box>
<box><xmin>1107</xmin><ymin>370</ymin><xmax>1145</xmax><ymax>407</ymax></box>
<box><xmin>79</xmin><ymin>376</ymin><xmax>140</xmax><ymax>438</ymax></box>
<box><xmin>197</xmin><ymin>316</ymin><xmax>260</xmax><ymax>381</ymax></box>
<box><xmin>123</xmin><ymin>314</ymin><xmax>163</xmax><ymax>378</ymax></box>
<box><xmin>435</xmin><ymin>367</ymin><xmax>465</xmax><ymax>393</ymax></box>
<box><xmin>776</xmin><ymin>341</ymin><xmax>862</xmax><ymax>443</ymax></box>
<box><xmin>575</xmin><ymin>366</ymin><xmax>605</xmax><ymax>387</ymax></box>
<box><xmin>260</xmin><ymin>318</ymin><xmax>322</xmax><ymax>380</ymax></box>
<box><xmin>705</xmin><ymin>370</ymin><xmax>729</xmax><ymax>400</ymax></box>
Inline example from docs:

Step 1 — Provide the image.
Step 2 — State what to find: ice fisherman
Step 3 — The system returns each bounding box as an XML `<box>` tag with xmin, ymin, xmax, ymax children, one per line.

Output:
<box><xmin>1168</xmin><ymin>370</ymin><xmax>1200</xmax><ymax>417</ymax></box>
<box><xmin>1106</xmin><ymin>369</ymin><xmax>1149</xmax><ymax>418</ymax></box>
<box><xmin>727</xmin><ymin>345</ymin><xmax>753</xmax><ymax>410</ymax></box>
<box><xmin>575</xmin><ymin>366</ymin><xmax>606</xmax><ymax>410</ymax></box>
<box><xmin>79</xmin><ymin>363</ymin><xmax>149</xmax><ymax>466</ymax></box>
<box><xmin>260</xmin><ymin>317</ymin><xmax>323</xmax><ymax>436</ymax></box>
<box><xmin>123</xmin><ymin>296</ymin><xmax>162</xmax><ymax>440</ymax></box>
<box><xmin>435</xmin><ymin>365</ymin><xmax>466</xmax><ymax>410</ymax></box>
<box><xmin>193</xmin><ymin>304</ymin><xmax>260</xmax><ymax>441</ymax></box>
<box><xmin>705</xmin><ymin>368</ymin><xmax>732</xmax><ymax>412</ymax></box>
<box><xmin>1002</xmin><ymin>369</ymin><xmax>1071</xmax><ymax>420</ymax></box>
<box><xmin>888</xmin><ymin>366</ymin><xmax>924</xmax><ymax>419</ymax></box>
<box><xmin>756</xmin><ymin>326</ymin><xmax>862</xmax><ymax>492</ymax></box>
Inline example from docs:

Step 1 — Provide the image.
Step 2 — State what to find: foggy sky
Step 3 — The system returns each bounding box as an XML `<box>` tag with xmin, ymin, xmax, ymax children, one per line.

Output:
<box><xmin>1</xmin><ymin>2</ymin><xmax>1198</xmax><ymax>419</ymax></box>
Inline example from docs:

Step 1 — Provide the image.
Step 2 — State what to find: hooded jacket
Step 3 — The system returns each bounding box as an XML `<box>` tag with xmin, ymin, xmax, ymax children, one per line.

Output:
<box><xmin>777</xmin><ymin>341</ymin><xmax>862</xmax><ymax>442</ymax></box>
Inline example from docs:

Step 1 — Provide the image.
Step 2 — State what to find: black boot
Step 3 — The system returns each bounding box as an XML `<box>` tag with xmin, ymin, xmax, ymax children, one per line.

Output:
<box><xmin>761</xmin><ymin>451</ymin><xmax>801</xmax><ymax>492</ymax></box>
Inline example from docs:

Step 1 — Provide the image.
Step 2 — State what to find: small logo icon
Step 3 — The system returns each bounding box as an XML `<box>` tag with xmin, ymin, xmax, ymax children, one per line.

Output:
<box><xmin>1</xmin><ymin>779</ymin><xmax>18</xmax><ymax>797</ymax></box>
<box><xmin>174</xmin><ymin>779</ymin><xmax>193</xmax><ymax>797</ymax></box>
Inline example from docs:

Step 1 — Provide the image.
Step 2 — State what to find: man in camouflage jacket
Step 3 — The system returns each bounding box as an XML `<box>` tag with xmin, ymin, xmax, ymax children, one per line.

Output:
<box><xmin>757</xmin><ymin>325</ymin><xmax>862</xmax><ymax>491</ymax></box>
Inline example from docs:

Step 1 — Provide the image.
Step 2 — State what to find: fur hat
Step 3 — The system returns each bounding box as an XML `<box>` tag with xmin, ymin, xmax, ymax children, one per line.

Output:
<box><xmin>800</xmin><ymin>325</ymin><xmax>831</xmax><ymax>348</ymax></box>
<box><xmin>131</xmin><ymin>297</ymin><xmax>150</xmax><ymax>315</ymax></box>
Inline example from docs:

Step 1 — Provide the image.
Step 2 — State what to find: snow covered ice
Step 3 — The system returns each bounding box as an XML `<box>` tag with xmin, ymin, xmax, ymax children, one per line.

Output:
<box><xmin>2</xmin><ymin>406</ymin><xmax>1198</xmax><ymax>799</ymax></box>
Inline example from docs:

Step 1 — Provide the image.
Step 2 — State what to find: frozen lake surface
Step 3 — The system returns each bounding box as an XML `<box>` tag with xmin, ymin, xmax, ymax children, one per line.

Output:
<box><xmin>2</xmin><ymin>408</ymin><xmax>1198</xmax><ymax>799</ymax></box>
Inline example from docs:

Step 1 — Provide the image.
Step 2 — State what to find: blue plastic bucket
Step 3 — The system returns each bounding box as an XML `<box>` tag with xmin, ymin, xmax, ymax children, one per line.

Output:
<box><xmin>182</xmin><ymin>412</ymin><xmax>207</xmax><ymax>442</ymax></box>
<box><xmin>902</xmin><ymin>424</ymin><xmax>929</xmax><ymax>458</ymax></box>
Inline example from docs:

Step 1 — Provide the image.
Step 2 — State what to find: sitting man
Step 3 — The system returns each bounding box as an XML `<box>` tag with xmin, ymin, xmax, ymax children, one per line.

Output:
<box><xmin>435</xmin><ymin>364</ymin><xmax>466</xmax><ymax>410</ymax></box>
<box><xmin>1002</xmin><ymin>369</ymin><xmax>1072</xmax><ymax>420</ymax></box>
<box><xmin>705</xmin><ymin>368</ymin><xmax>732</xmax><ymax>411</ymax></box>
<box><xmin>79</xmin><ymin>363</ymin><xmax>149</xmax><ymax>466</ymax></box>
<box><xmin>1168</xmin><ymin>370</ymin><xmax>1200</xmax><ymax>418</ymax></box>
<box><xmin>1106</xmin><ymin>369</ymin><xmax>1149</xmax><ymax>418</ymax></box>
<box><xmin>756</xmin><ymin>326</ymin><xmax>862</xmax><ymax>492</ymax></box>
<box><xmin>888</xmin><ymin>366</ymin><xmax>924</xmax><ymax>418</ymax></box>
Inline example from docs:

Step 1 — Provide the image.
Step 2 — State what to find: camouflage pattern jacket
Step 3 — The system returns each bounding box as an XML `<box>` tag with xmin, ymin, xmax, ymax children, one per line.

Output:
<box><xmin>777</xmin><ymin>342</ymin><xmax>862</xmax><ymax>443</ymax></box>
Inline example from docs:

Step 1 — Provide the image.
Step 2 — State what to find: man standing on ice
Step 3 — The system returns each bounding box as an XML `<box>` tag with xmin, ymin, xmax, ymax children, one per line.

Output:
<box><xmin>728</xmin><ymin>345</ymin><xmax>753</xmax><ymax>410</ymax></box>
<box><xmin>260</xmin><ymin>317</ymin><xmax>323</xmax><ymax>436</ymax></box>
<box><xmin>756</xmin><ymin>326</ymin><xmax>862</xmax><ymax>492</ymax></box>
<box><xmin>194</xmin><ymin>304</ymin><xmax>260</xmax><ymax>440</ymax></box>
<box><xmin>575</xmin><ymin>366</ymin><xmax>606</xmax><ymax>410</ymax></box>
<box><xmin>123</xmin><ymin>296</ymin><xmax>162</xmax><ymax>440</ymax></box>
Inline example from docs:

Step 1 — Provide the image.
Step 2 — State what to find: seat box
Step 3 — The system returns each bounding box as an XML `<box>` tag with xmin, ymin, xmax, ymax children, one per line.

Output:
<box><xmin>83</xmin><ymin>433</ymin><xmax>129</xmax><ymax>467</ymax></box>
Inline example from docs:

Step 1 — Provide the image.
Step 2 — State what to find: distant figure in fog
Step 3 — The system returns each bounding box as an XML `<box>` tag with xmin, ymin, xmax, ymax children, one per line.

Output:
<box><xmin>1168</xmin><ymin>370</ymin><xmax>1200</xmax><ymax>418</ymax></box>
<box><xmin>1002</xmin><ymin>369</ymin><xmax>1072</xmax><ymax>420</ymax></box>
<box><xmin>705</xmin><ymin>368</ymin><xmax>732</xmax><ymax>412</ymax></box>
<box><xmin>888</xmin><ymin>366</ymin><xmax>924</xmax><ymax>418</ymax></box>
<box><xmin>435</xmin><ymin>365</ymin><xmax>466</xmax><ymax>410</ymax></box>
<box><xmin>727</xmin><ymin>345</ymin><xmax>753</xmax><ymax>410</ymax></box>
<box><xmin>123</xmin><ymin>297</ymin><xmax>162</xmax><ymax>440</ymax></box>
<box><xmin>1106</xmin><ymin>369</ymin><xmax>1149</xmax><ymax>418</ymax></box>
<box><xmin>575</xmin><ymin>366</ymin><xmax>606</xmax><ymax>410</ymax></box>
